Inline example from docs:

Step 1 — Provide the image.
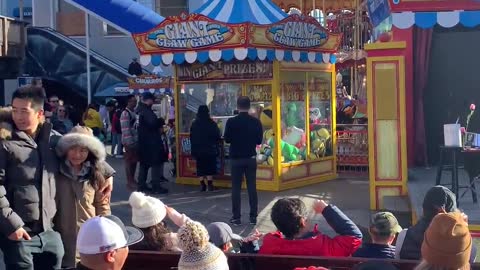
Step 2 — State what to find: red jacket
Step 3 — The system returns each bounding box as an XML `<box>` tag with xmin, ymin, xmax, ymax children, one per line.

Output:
<box><xmin>259</xmin><ymin>205</ymin><xmax>362</xmax><ymax>257</ymax></box>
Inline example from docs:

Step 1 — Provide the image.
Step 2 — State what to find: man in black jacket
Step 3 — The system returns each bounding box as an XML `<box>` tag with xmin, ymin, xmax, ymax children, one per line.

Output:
<box><xmin>128</xmin><ymin>58</ymin><xmax>142</xmax><ymax>76</ymax></box>
<box><xmin>136</xmin><ymin>92</ymin><xmax>168</xmax><ymax>194</ymax></box>
<box><xmin>224</xmin><ymin>96</ymin><xmax>263</xmax><ymax>226</ymax></box>
<box><xmin>0</xmin><ymin>86</ymin><xmax>64</xmax><ymax>269</ymax></box>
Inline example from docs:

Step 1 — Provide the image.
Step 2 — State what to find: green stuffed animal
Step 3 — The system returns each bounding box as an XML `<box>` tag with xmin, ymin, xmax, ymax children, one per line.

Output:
<box><xmin>286</xmin><ymin>103</ymin><xmax>298</xmax><ymax>127</ymax></box>
<box><xmin>269</xmin><ymin>138</ymin><xmax>300</xmax><ymax>162</ymax></box>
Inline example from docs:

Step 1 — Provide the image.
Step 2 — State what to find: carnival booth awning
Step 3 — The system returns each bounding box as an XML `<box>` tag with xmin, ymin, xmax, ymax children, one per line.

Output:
<box><xmin>392</xmin><ymin>11</ymin><xmax>480</xmax><ymax>29</ymax></box>
<box><xmin>133</xmin><ymin>0</ymin><xmax>342</xmax><ymax>66</ymax></box>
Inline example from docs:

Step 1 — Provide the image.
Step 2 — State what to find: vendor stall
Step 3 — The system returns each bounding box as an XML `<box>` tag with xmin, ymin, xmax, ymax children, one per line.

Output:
<box><xmin>132</xmin><ymin>0</ymin><xmax>342</xmax><ymax>191</ymax></box>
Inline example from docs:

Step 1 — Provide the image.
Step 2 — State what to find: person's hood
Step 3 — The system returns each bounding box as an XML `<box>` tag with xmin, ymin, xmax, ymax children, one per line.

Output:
<box><xmin>56</xmin><ymin>131</ymin><xmax>106</xmax><ymax>161</ymax></box>
<box><xmin>0</xmin><ymin>106</ymin><xmax>13</xmax><ymax>140</ymax></box>
<box><xmin>422</xmin><ymin>185</ymin><xmax>457</xmax><ymax>221</ymax></box>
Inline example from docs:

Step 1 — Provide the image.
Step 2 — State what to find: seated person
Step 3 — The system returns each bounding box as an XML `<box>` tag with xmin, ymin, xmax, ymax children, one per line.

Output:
<box><xmin>416</xmin><ymin>212</ymin><xmax>471</xmax><ymax>270</ymax></box>
<box><xmin>177</xmin><ymin>221</ymin><xmax>228</xmax><ymax>270</ymax></box>
<box><xmin>129</xmin><ymin>192</ymin><xmax>189</xmax><ymax>251</ymax></box>
<box><xmin>353</xmin><ymin>212</ymin><xmax>402</xmax><ymax>259</ymax></box>
<box><xmin>259</xmin><ymin>198</ymin><xmax>362</xmax><ymax>256</ymax></box>
<box><xmin>397</xmin><ymin>185</ymin><xmax>476</xmax><ymax>263</ymax></box>
<box><xmin>76</xmin><ymin>215</ymin><xmax>143</xmax><ymax>270</ymax></box>
<box><xmin>207</xmin><ymin>222</ymin><xmax>261</xmax><ymax>253</ymax></box>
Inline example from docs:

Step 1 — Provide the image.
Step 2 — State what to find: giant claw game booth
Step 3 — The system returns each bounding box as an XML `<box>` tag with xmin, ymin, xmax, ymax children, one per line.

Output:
<box><xmin>133</xmin><ymin>0</ymin><xmax>342</xmax><ymax>191</ymax></box>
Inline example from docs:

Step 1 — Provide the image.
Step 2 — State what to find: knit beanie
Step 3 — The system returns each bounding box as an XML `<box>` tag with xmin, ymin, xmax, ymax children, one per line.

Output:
<box><xmin>421</xmin><ymin>212</ymin><xmax>472</xmax><ymax>269</ymax></box>
<box><xmin>178</xmin><ymin>221</ymin><xmax>229</xmax><ymax>270</ymax></box>
<box><xmin>129</xmin><ymin>192</ymin><xmax>167</xmax><ymax>228</ymax></box>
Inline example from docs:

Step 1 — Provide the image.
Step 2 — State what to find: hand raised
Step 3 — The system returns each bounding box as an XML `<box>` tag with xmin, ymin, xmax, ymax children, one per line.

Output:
<box><xmin>313</xmin><ymin>200</ymin><xmax>328</xmax><ymax>214</ymax></box>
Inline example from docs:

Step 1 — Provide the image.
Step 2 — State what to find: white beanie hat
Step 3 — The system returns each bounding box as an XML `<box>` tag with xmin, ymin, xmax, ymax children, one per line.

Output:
<box><xmin>129</xmin><ymin>192</ymin><xmax>167</xmax><ymax>228</ymax></box>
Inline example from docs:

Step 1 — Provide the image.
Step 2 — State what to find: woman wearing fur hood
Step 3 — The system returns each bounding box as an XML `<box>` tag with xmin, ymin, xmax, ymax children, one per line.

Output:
<box><xmin>54</xmin><ymin>125</ymin><xmax>116</xmax><ymax>268</ymax></box>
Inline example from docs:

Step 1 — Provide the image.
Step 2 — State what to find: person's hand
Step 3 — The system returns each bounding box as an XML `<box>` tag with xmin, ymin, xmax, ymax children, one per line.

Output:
<box><xmin>8</xmin><ymin>228</ymin><xmax>31</xmax><ymax>241</ymax></box>
<box><xmin>243</xmin><ymin>229</ymin><xmax>264</xmax><ymax>243</ymax></box>
<box><xmin>313</xmin><ymin>200</ymin><xmax>328</xmax><ymax>214</ymax></box>
<box><xmin>100</xmin><ymin>177</ymin><xmax>113</xmax><ymax>200</ymax></box>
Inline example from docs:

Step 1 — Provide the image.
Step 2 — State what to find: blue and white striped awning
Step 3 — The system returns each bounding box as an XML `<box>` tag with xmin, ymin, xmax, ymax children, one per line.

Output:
<box><xmin>195</xmin><ymin>0</ymin><xmax>288</xmax><ymax>24</ymax></box>
<box><xmin>392</xmin><ymin>10</ymin><xmax>480</xmax><ymax>29</ymax></box>
<box><xmin>139</xmin><ymin>48</ymin><xmax>337</xmax><ymax>66</ymax></box>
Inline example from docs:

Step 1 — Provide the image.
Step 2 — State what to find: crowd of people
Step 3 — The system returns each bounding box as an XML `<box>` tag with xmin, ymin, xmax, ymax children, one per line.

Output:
<box><xmin>0</xmin><ymin>85</ymin><xmax>477</xmax><ymax>270</ymax></box>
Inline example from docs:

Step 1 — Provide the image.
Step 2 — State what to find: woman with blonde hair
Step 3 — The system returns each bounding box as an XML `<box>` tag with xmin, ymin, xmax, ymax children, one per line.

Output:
<box><xmin>415</xmin><ymin>212</ymin><xmax>472</xmax><ymax>270</ymax></box>
<box><xmin>54</xmin><ymin>125</ymin><xmax>115</xmax><ymax>268</ymax></box>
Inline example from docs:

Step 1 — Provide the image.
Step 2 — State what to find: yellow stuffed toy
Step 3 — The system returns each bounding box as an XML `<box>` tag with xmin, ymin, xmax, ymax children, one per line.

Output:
<box><xmin>259</xmin><ymin>105</ymin><xmax>273</xmax><ymax>128</ymax></box>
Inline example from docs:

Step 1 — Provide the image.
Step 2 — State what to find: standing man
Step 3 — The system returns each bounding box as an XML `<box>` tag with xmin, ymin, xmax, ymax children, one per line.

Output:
<box><xmin>136</xmin><ymin>92</ymin><xmax>168</xmax><ymax>194</ymax></box>
<box><xmin>128</xmin><ymin>58</ymin><xmax>143</xmax><ymax>76</ymax></box>
<box><xmin>0</xmin><ymin>86</ymin><xmax>64</xmax><ymax>269</ymax></box>
<box><xmin>121</xmin><ymin>95</ymin><xmax>139</xmax><ymax>190</ymax></box>
<box><xmin>224</xmin><ymin>96</ymin><xmax>263</xmax><ymax>226</ymax></box>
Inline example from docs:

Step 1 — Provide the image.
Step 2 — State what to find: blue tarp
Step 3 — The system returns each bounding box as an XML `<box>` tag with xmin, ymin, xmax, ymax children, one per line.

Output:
<box><xmin>65</xmin><ymin>0</ymin><xmax>164</xmax><ymax>34</ymax></box>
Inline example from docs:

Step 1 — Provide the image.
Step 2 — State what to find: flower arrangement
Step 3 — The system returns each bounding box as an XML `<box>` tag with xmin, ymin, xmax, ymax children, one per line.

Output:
<box><xmin>461</xmin><ymin>104</ymin><xmax>476</xmax><ymax>147</ymax></box>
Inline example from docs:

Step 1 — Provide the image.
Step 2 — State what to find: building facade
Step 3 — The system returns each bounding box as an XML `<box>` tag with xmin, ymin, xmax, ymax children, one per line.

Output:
<box><xmin>32</xmin><ymin>0</ymin><xmax>195</xmax><ymax>74</ymax></box>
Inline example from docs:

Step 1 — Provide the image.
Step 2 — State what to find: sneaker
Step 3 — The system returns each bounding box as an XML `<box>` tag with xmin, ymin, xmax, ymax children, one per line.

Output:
<box><xmin>152</xmin><ymin>187</ymin><xmax>169</xmax><ymax>194</ymax></box>
<box><xmin>249</xmin><ymin>217</ymin><xmax>257</xmax><ymax>225</ymax></box>
<box><xmin>230</xmin><ymin>218</ymin><xmax>241</xmax><ymax>226</ymax></box>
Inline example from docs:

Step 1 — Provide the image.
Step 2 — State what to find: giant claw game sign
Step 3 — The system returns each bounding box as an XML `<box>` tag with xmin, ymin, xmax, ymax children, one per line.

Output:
<box><xmin>133</xmin><ymin>13</ymin><xmax>342</xmax><ymax>56</ymax></box>
<box><xmin>250</xmin><ymin>14</ymin><xmax>342</xmax><ymax>53</ymax></box>
<box><xmin>133</xmin><ymin>13</ymin><xmax>248</xmax><ymax>53</ymax></box>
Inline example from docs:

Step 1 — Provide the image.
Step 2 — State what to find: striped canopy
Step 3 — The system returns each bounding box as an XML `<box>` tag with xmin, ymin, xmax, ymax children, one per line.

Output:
<box><xmin>195</xmin><ymin>0</ymin><xmax>288</xmax><ymax>24</ymax></box>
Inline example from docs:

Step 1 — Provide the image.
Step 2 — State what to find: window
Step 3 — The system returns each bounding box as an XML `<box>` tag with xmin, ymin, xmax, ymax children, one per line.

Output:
<box><xmin>156</xmin><ymin>0</ymin><xmax>187</xmax><ymax>17</ymax></box>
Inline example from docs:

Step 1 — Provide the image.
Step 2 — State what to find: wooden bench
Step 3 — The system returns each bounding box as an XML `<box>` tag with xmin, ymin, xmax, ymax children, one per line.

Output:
<box><xmin>124</xmin><ymin>251</ymin><xmax>426</xmax><ymax>270</ymax></box>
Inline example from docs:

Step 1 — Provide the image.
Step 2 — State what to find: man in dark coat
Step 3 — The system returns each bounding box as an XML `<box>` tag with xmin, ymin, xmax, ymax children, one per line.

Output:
<box><xmin>128</xmin><ymin>58</ymin><xmax>143</xmax><ymax>76</ymax></box>
<box><xmin>136</xmin><ymin>92</ymin><xmax>168</xmax><ymax>194</ymax></box>
<box><xmin>0</xmin><ymin>86</ymin><xmax>64</xmax><ymax>269</ymax></box>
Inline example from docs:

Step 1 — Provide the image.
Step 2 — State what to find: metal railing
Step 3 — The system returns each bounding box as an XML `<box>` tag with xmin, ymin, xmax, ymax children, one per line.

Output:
<box><xmin>336</xmin><ymin>124</ymin><xmax>368</xmax><ymax>174</ymax></box>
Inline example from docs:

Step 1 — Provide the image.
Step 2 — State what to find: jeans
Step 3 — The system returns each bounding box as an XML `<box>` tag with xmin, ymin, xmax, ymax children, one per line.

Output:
<box><xmin>0</xmin><ymin>230</ymin><xmax>64</xmax><ymax>270</ymax></box>
<box><xmin>124</xmin><ymin>145</ymin><xmax>138</xmax><ymax>184</ymax></box>
<box><xmin>111</xmin><ymin>133</ymin><xmax>123</xmax><ymax>156</ymax></box>
<box><xmin>138</xmin><ymin>162</ymin><xmax>164</xmax><ymax>189</ymax></box>
<box><xmin>231</xmin><ymin>157</ymin><xmax>258</xmax><ymax>220</ymax></box>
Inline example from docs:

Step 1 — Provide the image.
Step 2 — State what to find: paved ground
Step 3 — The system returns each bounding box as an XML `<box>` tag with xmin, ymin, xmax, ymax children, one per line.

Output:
<box><xmin>0</xmin><ymin>153</ymin><xmax>372</xmax><ymax>269</ymax></box>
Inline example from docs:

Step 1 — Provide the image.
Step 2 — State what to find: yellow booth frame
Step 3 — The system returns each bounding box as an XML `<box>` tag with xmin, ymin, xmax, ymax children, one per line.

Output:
<box><xmin>174</xmin><ymin>61</ymin><xmax>338</xmax><ymax>191</ymax></box>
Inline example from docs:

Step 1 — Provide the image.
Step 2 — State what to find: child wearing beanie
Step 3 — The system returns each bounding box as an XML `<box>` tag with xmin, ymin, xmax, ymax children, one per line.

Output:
<box><xmin>178</xmin><ymin>221</ymin><xmax>229</xmax><ymax>270</ymax></box>
<box><xmin>416</xmin><ymin>212</ymin><xmax>472</xmax><ymax>270</ymax></box>
<box><xmin>129</xmin><ymin>192</ymin><xmax>190</xmax><ymax>251</ymax></box>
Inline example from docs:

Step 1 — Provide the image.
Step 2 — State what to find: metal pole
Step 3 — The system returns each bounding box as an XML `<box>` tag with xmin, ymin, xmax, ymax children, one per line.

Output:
<box><xmin>85</xmin><ymin>13</ymin><xmax>91</xmax><ymax>104</ymax></box>
<box><xmin>50</xmin><ymin>0</ymin><xmax>55</xmax><ymax>29</ymax></box>
<box><xmin>19</xmin><ymin>0</ymin><xmax>24</xmax><ymax>21</ymax></box>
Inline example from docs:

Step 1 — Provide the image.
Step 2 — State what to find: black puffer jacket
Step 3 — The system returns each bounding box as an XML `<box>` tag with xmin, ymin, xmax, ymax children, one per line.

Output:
<box><xmin>0</xmin><ymin>111</ymin><xmax>60</xmax><ymax>236</ymax></box>
<box><xmin>190</xmin><ymin>118</ymin><xmax>221</xmax><ymax>158</ymax></box>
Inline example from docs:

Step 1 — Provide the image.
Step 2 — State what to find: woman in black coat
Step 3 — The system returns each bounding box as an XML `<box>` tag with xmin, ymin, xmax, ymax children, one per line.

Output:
<box><xmin>190</xmin><ymin>105</ymin><xmax>221</xmax><ymax>191</ymax></box>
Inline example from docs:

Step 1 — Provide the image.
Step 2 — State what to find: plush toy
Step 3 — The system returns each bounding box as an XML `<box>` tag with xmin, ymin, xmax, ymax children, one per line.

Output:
<box><xmin>269</xmin><ymin>138</ymin><xmax>301</xmax><ymax>162</ymax></box>
<box><xmin>286</xmin><ymin>103</ymin><xmax>298</xmax><ymax>127</ymax></box>
<box><xmin>283</xmin><ymin>126</ymin><xmax>306</xmax><ymax>150</ymax></box>
<box><xmin>310</xmin><ymin>128</ymin><xmax>331</xmax><ymax>158</ymax></box>
<box><xmin>263</xmin><ymin>129</ymin><xmax>274</xmax><ymax>143</ymax></box>
<box><xmin>260</xmin><ymin>105</ymin><xmax>273</xmax><ymax>128</ymax></box>
<box><xmin>309</xmin><ymin>108</ymin><xmax>321</xmax><ymax>124</ymax></box>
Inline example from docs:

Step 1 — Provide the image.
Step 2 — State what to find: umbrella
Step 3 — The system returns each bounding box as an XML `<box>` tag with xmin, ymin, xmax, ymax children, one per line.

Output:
<box><xmin>95</xmin><ymin>83</ymin><xmax>130</xmax><ymax>97</ymax></box>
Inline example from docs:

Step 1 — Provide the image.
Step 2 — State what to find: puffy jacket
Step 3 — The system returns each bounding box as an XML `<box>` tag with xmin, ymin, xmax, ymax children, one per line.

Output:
<box><xmin>0</xmin><ymin>111</ymin><xmax>60</xmax><ymax>237</ymax></box>
<box><xmin>190</xmin><ymin>118</ymin><xmax>221</xmax><ymax>158</ymax></box>
<box><xmin>259</xmin><ymin>205</ymin><xmax>362</xmax><ymax>257</ymax></box>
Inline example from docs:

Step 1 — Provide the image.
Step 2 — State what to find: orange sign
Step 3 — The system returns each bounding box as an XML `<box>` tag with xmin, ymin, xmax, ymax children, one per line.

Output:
<box><xmin>127</xmin><ymin>75</ymin><xmax>172</xmax><ymax>89</ymax></box>
<box><xmin>133</xmin><ymin>13</ymin><xmax>248</xmax><ymax>54</ymax></box>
